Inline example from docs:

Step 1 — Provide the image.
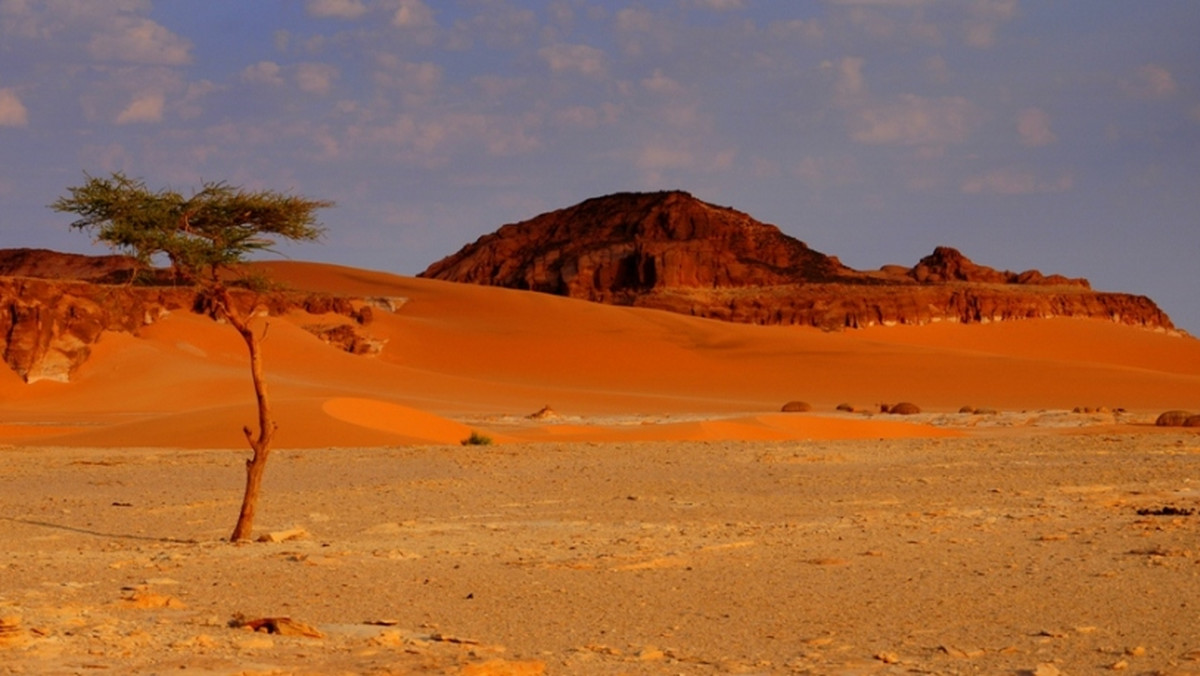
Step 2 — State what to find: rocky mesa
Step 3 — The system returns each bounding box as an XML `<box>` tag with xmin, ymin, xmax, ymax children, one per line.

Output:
<box><xmin>421</xmin><ymin>191</ymin><xmax>1173</xmax><ymax>331</ymax></box>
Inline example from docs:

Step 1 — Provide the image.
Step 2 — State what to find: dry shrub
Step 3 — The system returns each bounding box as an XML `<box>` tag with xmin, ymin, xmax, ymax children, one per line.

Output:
<box><xmin>1184</xmin><ymin>415</ymin><xmax>1200</xmax><ymax>428</ymax></box>
<box><xmin>888</xmin><ymin>402</ymin><xmax>921</xmax><ymax>415</ymax></box>
<box><xmin>836</xmin><ymin>403</ymin><xmax>856</xmax><ymax>412</ymax></box>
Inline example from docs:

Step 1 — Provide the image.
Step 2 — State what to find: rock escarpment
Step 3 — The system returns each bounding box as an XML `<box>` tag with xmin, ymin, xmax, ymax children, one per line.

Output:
<box><xmin>0</xmin><ymin>250</ymin><xmax>388</xmax><ymax>384</ymax></box>
<box><xmin>421</xmin><ymin>191</ymin><xmax>1174</xmax><ymax>331</ymax></box>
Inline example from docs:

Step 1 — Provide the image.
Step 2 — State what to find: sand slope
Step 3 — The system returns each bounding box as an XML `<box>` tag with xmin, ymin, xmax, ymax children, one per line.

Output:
<box><xmin>0</xmin><ymin>260</ymin><xmax>1197</xmax><ymax>448</ymax></box>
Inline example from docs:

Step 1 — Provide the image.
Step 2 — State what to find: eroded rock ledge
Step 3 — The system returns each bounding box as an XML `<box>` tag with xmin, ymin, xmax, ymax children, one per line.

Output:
<box><xmin>0</xmin><ymin>252</ymin><xmax>392</xmax><ymax>384</ymax></box>
<box><xmin>420</xmin><ymin>191</ymin><xmax>1173</xmax><ymax>331</ymax></box>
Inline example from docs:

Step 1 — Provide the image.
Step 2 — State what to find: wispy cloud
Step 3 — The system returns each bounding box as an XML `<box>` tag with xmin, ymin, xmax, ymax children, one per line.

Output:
<box><xmin>961</xmin><ymin>168</ymin><xmax>1073</xmax><ymax>195</ymax></box>
<box><xmin>1017</xmin><ymin>107</ymin><xmax>1055</xmax><ymax>147</ymax></box>
<box><xmin>539</xmin><ymin>43</ymin><xmax>608</xmax><ymax>78</ymax></box>
<box><xmin>307</xmin><ymin>0</ymin><xmax>368</xmax><ymax>20</ymax></box>
<box><xmin>115</xmin><ymin>92</ymin><xmax>165</xmax><ymax>124</ymax></box>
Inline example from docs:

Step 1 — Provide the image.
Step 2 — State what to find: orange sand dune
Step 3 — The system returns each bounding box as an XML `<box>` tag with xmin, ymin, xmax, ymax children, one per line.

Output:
<box><xmin>1</xmin><ymin>260</ymin><xmax>1197</xmax><ymax>448</ymax></box>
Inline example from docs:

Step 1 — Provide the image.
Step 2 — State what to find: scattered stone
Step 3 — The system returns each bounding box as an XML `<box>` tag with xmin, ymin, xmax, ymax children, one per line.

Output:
<box><xmin>888</xmin><ymin>402</ymin><xmax>921</xmax><ymax>415</ymax></box>
<box><xmin>1109</xmin><ymin>659</ymin><xmax>1128</xmax><ymax>671</ymax></box>
<box><xmin>940</xmin><ymin>645</ymin><xmax>985</xmax><ymax>658</ymax></box>
<box><xmin>780</xmin><ymin>400</ymin><xmax>812</xmax><ymax>413</ymax></box>
<box><xmin>637</xmin><ymin>646</ymin><xmax>665</xmax><ymax>661</ymax></box>
<box><xmin>874</xmin><ymin>651</ymin><xmax>900</xmax><ymax>664</ymax></box>
<box><xmin>230</xmin><ymin>616</ymin><xmax>325</xmax><ymax>639</ymax></box>
<box><xmin>121</xmin><ymin>591</ymin><xmax>186</xmax><ymax>609</ymax></box>
<box><xmin>257</xmin><ymin>527</ymin><xmax>311</xmax><ymax>543</ymax></box>
<box><xmin>1156</xmin><ymin>410</ymin><xmax>1193</xmax><ymax>427</ymax></box>
<box><xmin>1136</xmin><ymin>506</ymin><xmax>1194</xmax><ymax>517</ymax></box>
<box><xmin>429</xmin><ymin>632</ymin><xmax>480</xmax><ymax>645</ymax></box>
<box><xmin>1126</xmin><ymin>646</ymin><xmax>1146</xmax><ymax>657</ymax></box>
<box><xmin>526</xmin><ymin>405</ymin><xmax>558</xmax><ymax>421</ymax></box>
<box><xmin>1031</xmin><ymin>663</ymin><xmax>1062</xmax><ymax>676</ymax></box>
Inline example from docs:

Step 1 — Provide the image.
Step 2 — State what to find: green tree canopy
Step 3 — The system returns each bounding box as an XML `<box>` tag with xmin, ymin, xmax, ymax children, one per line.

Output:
<box><xmin>52</xmin><ymin>171</ymin><xmax>331</xmax><ymax>281</ymax></box>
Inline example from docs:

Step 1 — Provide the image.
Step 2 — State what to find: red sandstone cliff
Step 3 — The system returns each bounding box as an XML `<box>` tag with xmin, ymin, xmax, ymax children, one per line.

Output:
<box><xmin>421</xmin><ymin>191</ymin><xmax>1173</xmax><ymax>331</ymax></box>
<box><xmin>0</xmin><ymin>251</ymin><xmax>386</xmax><ymax>383</ymax></box>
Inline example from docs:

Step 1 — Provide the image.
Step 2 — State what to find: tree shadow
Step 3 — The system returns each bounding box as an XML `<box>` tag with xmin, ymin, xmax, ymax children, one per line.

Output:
<box><xmin>0</xmin><ymin>515</ymin><xmax>200</xmax><ymax>544</ymax></box>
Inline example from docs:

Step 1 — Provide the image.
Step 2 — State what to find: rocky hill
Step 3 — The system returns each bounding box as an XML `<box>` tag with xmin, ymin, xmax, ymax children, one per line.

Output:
<box><xmin>421</xmin><ymin>191</ymin><xmax>1173</xmax><ymax>331</ymax></box>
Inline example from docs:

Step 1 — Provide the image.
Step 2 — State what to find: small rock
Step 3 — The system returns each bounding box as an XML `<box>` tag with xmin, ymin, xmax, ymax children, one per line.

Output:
<box><xmin>526</xmin><ymin>405</ymin><xmax>558</xmax><ymax>421</ymax></box>
<box><xmin>1032</xmin><ymin>663</ymin><xmax>1062</xmax><ymax>676</ymax></box>
<box><xmin>1109</xmin><ymin>659</ymin><xmax>1128</xmax><ymax>671</ymax></box>
<box><xmin>637</xmin><ymin>646</ymin><xmax>665</xmax><ymax>661</ymax></box>
<box><xmin>1155</xmin><ymin>410</ymin><xmax>1192</xmax><ymax>427</ymax></box>
<box><xmin>874</xmin><ymin>651</ymin><xmax>900</xmax><ymax>664</ymax></box>
<box><xmin>888</xmin><ymin>402</ymin><xmax>921</xmax><ymax>415</ymax></box>
<box><xmin>1126</xmin><ymin>646</ymin><xmax>1146</xmax><ymax>657</ymax></box>
<box><xmin>232</xmin><ymin>616</ymin><xmax>324</xmax><ymax>639</ymax></box>
<box><xmin>121</xmin><ymin>591</ymin><xmax>186</xmax><ymax>609</ymax></box>
<box><xmin>257</xmin><ymin>527</ymin><xmax>310</xmax><ymax>543</ymax></box>
<box><xmin>780</xmin><ymin>400</ymin><xmax>812</xmax><ymax>413</ymax></box>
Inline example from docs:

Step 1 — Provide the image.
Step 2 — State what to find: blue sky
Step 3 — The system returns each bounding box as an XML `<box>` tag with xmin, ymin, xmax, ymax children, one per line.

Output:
<box><xmin>2</xmin><ymin>0</ymin><xmax>1198</xmax><ymax>331</ymax></box>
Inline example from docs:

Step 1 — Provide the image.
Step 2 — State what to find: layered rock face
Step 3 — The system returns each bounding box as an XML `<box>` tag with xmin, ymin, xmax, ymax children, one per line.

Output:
<box><xmin>0</xmin><ymin>278</ymin><xmax>191</xmax><ymax>383</ymax></box>
<box><xmin>421</xmin><ymin>191</ymin><xmax>852</xmax><ymax>301</ymax></box>
<box><xmin>421</xmin><ymin>191</ymin><xmax>1174</xmax><ymax>331</ymax></box>
<box><xmin>1</xmin><ymin>251</ymin><xmax>385</xmax><ymax>384</ymax></box>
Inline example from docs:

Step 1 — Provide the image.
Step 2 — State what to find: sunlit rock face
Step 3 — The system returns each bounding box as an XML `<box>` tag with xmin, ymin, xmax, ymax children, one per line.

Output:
<box><xmin>420</xmin><ymin>191</ymin><xmax>1173</xmax><ymax>331</ymax></box>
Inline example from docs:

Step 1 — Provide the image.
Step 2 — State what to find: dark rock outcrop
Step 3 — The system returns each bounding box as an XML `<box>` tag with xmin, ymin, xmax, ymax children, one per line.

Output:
<box><xmin>0</xmin><ymin>252</ymin><xmax>389</xmax><ymax>383</ymax></box>
<box><xmin>421</xmin><ymin>191</ymin><xmax>1174</xmax><ymax>331</ymax></box>
<box><xmin>421</xmin><ymin>191</ymin><xmax>852</xmax><ymax>302</ymax></box>
<box><xmin>0</xmin><ymin>248</ymin><xmax>140</xmax><ymax>282</ymax></box>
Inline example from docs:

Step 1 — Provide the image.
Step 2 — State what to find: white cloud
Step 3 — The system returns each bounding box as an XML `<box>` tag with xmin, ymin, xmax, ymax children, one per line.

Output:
<box><xmin>87</xmin><ymin>15</ymin><xmax>191</xmax><ymax>65</ymax></box>
<box><xmin>115</xmin><ymin>92</ymin><xmax>164</xmax><ymax>124</ymax></box>
<box><xmin>833</xmin><ymin>56</ymin><xmax>866</xmax><ymax>102</ymax></box>
<box><xmin>0</xmin><ymin>87</ymin><xmax>28</xmax><ymax>126</ymax></box>
<box><xmin>242</xmin><ymin>61</ymin><xmax>285</xmax><ymax>87</ymax></box>
<box><xmin>615</xmin><ymin>8</ymin><xmax>654</xmax><ymax>33</ymax></box>
<box><xmin>296</xmin><ymin>62</ymin><xmax>338</xmax><ymax>95</ymax></box>
<box><xmin>964</xmin><ymin>0</ymin><xmax>1017</xmax><ymax>48</ymax></box>
<box><xmin>767</xmin><ymin>19</ymin><xmax>823</xmax><ymax>41</ymax></box>
<box><xmin>849</xmin><ymin>94</ymin><xmax>975</xmax><ymax>148</ymax></box>
<box><xmin>1017</xmin><ymin>107</ymin><xmax>1055</xmax><ymax>147</ymax></box>
<box><xmin>391</xmin><ymin>0</ymin><xmax>434</xmax><ymax>29</ymax></box>
<box><xmin>961</xmin><ymin>168</ymin><xmax>1073</xmax><ymax>195</ymax></box>
<box><xmin>641</xmin><ymin>69</ymin><xmax>684</xmax><ymax>96</ymax></box>
<box><xmin>1125</xmin><ymin>64</ymin><xmax>1177</xmax><ymax>99</ymax></box>
<box><xmin>307</xmin><ymin>0</ymin><xmax>367</xmax><ymax>20</ymax></box>
<box><xmin>539</xmin><ymin>43</ymin><xmax>607</xmax><ymax>78</ymax></box>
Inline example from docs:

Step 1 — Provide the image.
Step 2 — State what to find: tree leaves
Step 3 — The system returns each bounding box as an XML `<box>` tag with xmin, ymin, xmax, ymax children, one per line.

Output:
<box><xmin>51</xmin><ymin>172</ymin><xmax>332</xmax><ymax>283</ymax></box>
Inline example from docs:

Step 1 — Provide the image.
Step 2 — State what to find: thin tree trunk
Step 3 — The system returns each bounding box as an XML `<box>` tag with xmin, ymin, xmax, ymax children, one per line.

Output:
<box><xmin>220</xmin><ymin>290</ymin><xmax>277</xmax><ymax>542</ymax></box>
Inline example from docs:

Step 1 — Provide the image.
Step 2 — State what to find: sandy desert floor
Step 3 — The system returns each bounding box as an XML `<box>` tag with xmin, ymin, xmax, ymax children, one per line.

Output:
<box><xmin>3</xmin><ymin>426</ymin><xmax>1200</xmax><ymax>675</ymax></box>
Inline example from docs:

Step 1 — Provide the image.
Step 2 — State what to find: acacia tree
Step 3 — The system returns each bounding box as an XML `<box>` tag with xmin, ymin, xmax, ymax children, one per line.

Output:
<box><xmin>52</xmin><ymin>172</ymin><xmax>333</xmax><ymax>542</ymax></box>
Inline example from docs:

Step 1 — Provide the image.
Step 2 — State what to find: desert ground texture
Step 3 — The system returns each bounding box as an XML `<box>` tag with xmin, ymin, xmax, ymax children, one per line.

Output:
<box><xmin>2</xmin><ymin>262</ymin><xmax>1199</xmax><ymax>674</ymax></box>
